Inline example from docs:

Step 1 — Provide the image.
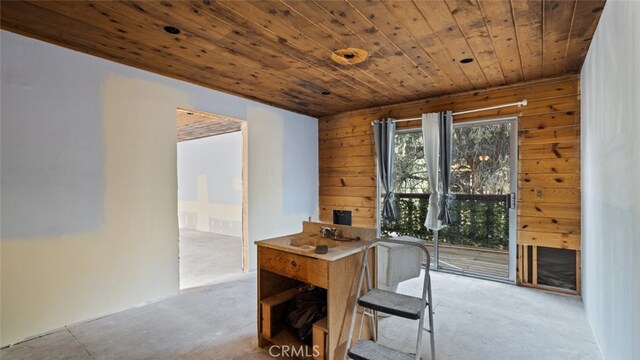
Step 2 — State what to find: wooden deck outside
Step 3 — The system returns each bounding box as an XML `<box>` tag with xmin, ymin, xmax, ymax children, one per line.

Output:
<box><xmin>422</xmin><ymin>243</ymin><xmax>509</xmax><ymax>279</ymax></box>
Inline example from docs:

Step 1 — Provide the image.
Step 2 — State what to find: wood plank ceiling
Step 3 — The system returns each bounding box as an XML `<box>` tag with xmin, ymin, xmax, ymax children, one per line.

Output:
<box><xmin>0</xmin><ymin>0</ymin><xmax>605</xmax><ymax>117</ymax></box>
<box><xmin>176</xmin><ymin>108</ymin><xmax>242</xmax><ymax>142</ymax></box>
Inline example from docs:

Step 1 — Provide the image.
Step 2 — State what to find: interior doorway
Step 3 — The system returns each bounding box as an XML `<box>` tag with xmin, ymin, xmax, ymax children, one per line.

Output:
<box><xmin>176</xmin><ymin>108</ymin><xmax>248</xmax><ymax>289</ymax></box>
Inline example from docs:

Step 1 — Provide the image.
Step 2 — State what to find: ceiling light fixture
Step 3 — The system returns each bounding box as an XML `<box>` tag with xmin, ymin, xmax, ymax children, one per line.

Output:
<box><xmin>331</xmin><ymin>48</ymin><xmax>368</xmax><ymax>65</ymax></box>
<box><xmin>163</xmin><ymin>25</ymin><xmax>181</xmax><ymax>35</ymax></box>
<box><xmin>459</xmin><ymin>58</ymin><xmax>474</xmax><ymax>64</ymax></box>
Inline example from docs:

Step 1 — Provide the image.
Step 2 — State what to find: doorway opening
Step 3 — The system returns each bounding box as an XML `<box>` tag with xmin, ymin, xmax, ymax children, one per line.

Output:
<box><xmin>176</xmin><ymin>108</ymin><xmax>248</xmax><ymax>289</ymax></box>
<box><xmin>380</xmin><ymin>117</ymin><xmax>517</xmax><ymax>283</ymax></box>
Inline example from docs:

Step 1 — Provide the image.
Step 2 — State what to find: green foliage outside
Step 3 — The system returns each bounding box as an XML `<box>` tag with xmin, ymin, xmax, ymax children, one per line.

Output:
<box><xmin>381</xmin><ymin>123</ymin><xmax>512</xmax><ymax>250</ymax></box>
<box><xmin>381</xmin><ymin>197</ymin><xmax>509</xmax><ymax>249</ymax></box>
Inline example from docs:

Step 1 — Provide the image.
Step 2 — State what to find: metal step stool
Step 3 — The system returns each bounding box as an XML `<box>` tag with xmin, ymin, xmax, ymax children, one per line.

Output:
<box><xmin>345</xmin><ymin>237</ymin><xmax>435</xmax><ymax>360</ymax></box>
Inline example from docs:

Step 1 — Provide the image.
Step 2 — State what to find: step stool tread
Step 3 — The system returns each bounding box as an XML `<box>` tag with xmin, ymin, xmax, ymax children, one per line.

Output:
<box><xmin>348</xmin><ymin>340</ymin><xmax>414</xmax><ymax>360</ymax></box>
<box><xmin>358</xmin><ymin>289</ymin><xmax>425</xmax><ymax>320</ymax></box>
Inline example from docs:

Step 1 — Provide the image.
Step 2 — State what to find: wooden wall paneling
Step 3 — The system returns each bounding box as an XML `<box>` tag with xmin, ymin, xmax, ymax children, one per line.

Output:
<box><xmin>519</xmin><ymin>158</ymin><xmax>580</xmax><ymax>174</ymax></box>
<box><xmin>319</xmin><ymin>75</ymin><xmax>580</xmax><ymax>128</ymax></box>
<box><xmin>518</xmin><ymin>202</ymin><xmax>580</xmax><ymax>220</ymax></box>
<box><xmin>518</xmin><ymin>187</ymin><xmax>580</xmax><ymax>204</ymax></box>
<box><xmin>318</xmin><ymin>125</ymin><xmax>374</xmax><ymax>142</ymax></box>
<box><xmin>518</xmin><ymin>231</ymin><xmax>580</xmax><ymax>250</ymax></box>
<box><xmin>319</xmin><ymin>196</ymin><xmax>375</xmax><ymax>209</ymax></box>
<box><xmin>519</xmin><ymin>216</ymin><xmax>580</xmax><ymax>235</ymax></box>
<box><xmin>519</xmin><ymin>142</ymin><xmax>580</xmax><ymax>159</ymax></box>
<box><xmin>319</xmin><ymin>146</ymin><xmax>374</xmax><ymax>160</ymax></box>
<box><xmin>319</xmin><ymin>75</ymin><xmax>581</xmax><ymax>293</ymax></box>
<box><xmin>519</xmin><ymin>126</ymin><xmax>581</xmax><ymax>144</ymax></box>
<box><xmin>518</xmin><ymin>173</ymin><xmax>580</xmax><ymax>189</ymax></box>
<box><xmin>519</xmin><ymin>111</ymin><xmax>580</xmax><ymax>130</ymax></box>
<box><xmin>319</xmin><ymin>155</ymin><xmax>376</xmax><ymax>169</ymax></box>
<box><xmin>320</xmin><ymin>136</ymin><xmax>374</xmax><ymax>150</ymax></box>
<box><xmin>319</xmin><ymin>163</ymin><xmax>375</xmax><ymax>175</ymax></box>
<box><xmin>318</xmin><ymin>206</ymin><xmax>377</xmax><ymax>219</ymax></box>
<box><xmin>319</xmin><ymin>175</ymin><xmax>376</xmax><ymax>188</ymax></box>
<box><xmin>319</xmin><ymin>187</ymin><xmax>376</xmax><ymax>198</ymax></box>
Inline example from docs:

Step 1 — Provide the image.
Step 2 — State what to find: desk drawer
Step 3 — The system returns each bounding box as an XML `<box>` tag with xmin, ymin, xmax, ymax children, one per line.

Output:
<box><xmin>259</xmin><ymin>247</ymin><xmax>328</xmax><ymax>288</ymax></box>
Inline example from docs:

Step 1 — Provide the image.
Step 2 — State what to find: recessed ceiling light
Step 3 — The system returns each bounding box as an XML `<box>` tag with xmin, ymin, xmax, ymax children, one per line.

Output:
<box><xmin>459</xmin><ymin>58</ymin><xmax>474</xmax><ymax>64</ymax></box>
<box><xmin>163</xmin><ymin>25</ymin><xmax>181</xmax><ymax>35</ymax></box>
<box><xmin>331</xmin><ymin>48</ymin><xmax>368</xmax><ymax>65</ymax></box>
<box><xmin>321</xmin><ymin>91</ymin><xmax>331</xmax><ymax>96</ymax></box>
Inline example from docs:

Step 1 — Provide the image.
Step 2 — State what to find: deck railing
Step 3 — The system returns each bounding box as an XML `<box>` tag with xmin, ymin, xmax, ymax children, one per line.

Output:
<box><xmin>381</xmin><ymin>193</ymin><xmax>510</xmax><ymax>250</ymax></box>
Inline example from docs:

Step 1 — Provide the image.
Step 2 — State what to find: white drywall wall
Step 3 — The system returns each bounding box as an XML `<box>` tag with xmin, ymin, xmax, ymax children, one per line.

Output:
<box><xmin>0</xmin><ymin>30</ymin><xmax>318</xmax><ymax>346</ymax></box>
<box><xmin>177</xmin><ymin>132</ymin><xmax>243</xmax><ymax>237</ymax></box>
<box><xmin>581</xmin><ymin>1</ymin><xmax>640</xmax><ymax>359</ymax></box>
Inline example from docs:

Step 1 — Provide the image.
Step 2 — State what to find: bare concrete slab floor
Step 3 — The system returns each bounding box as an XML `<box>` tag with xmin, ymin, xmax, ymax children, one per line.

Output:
<box><xmin>179</xmin><ymin>228</ymin><xmax>242</xmax><ymax>289</ymax></box>
<box><xmin>380</xmin><ymin>271</ymin><xmax>601</xmax><ymax>360</ymax></box>
<box><xmin>1</xmin><ymin>272</ymin><xmax>600</xmax><ymax>360</ymax></box>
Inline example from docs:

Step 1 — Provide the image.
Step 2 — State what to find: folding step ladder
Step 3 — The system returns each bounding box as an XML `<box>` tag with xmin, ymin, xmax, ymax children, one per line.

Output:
<box><xmin>345</xmin><ymin>238</ymin><xmax>435</xmax><ymax>360</ymax></box>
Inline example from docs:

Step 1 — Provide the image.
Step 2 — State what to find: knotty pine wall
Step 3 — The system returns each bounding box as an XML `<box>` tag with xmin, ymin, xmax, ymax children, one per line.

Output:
<box><xmin>319</xmin><ymin>75</ymin><xmax>581</xmax><ymax>290</ymax></box>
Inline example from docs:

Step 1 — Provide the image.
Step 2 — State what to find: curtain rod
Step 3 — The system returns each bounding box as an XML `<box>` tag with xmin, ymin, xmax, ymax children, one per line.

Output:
<box><xmin>371</xmin><ymin>99</ymin><xmax>528</xmax><ymax>124</ymax></box>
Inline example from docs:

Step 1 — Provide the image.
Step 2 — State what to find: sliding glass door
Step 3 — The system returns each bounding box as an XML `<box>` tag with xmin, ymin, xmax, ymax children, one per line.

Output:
<box><xmin>380</xmin><ymin>118</ymin><xmax>517</xmax><ymax>282</ymax></box>
<box><xmin>436</xmin><ymin>119</ymin><xmax>517</xmax><ymax>281</ymax></box>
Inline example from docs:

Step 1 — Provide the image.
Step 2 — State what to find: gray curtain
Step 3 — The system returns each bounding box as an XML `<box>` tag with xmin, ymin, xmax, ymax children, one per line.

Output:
<box><xmin>373</xmin><ymin>118</ymin><xmax>397</xmax><ymax>221</ymax></box>
<box><xmin>438</xmin><ymin>111</ymin><xmax>454</xmax><ymax>225</ymax></box>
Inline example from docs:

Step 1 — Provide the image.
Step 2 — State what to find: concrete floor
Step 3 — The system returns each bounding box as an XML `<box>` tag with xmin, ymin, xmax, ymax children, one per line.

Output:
<box><xmin>179</xmin><ymin>228</ymin><xmax>242</xmax><ymax>289</ymax></box>
<box><xmin>1</xmin><ymin>271</ymin><xmax>600</xmax><ymax>360</ymax></box>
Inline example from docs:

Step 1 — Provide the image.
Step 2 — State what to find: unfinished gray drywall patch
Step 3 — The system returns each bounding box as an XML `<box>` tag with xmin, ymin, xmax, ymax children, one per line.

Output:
<box><xmin>0</xmin><ymin>31</ymin><xmax>104</xmax><ymax>239</ymax></box>
<box><xmin>282</xmin><ymin>112</ymin><xmax>318</xmax><ymax>215</ymax></box>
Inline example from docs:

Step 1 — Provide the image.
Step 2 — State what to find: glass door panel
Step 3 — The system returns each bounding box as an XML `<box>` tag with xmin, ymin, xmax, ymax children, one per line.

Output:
<box><xmin>437</xmin><ymin>120</ymin><xmax>517</xmax><ymax>280</ymax></box>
